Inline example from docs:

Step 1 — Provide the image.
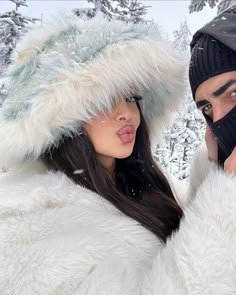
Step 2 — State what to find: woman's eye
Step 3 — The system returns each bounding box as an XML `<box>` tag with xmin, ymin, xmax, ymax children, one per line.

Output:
<box><xmin>202</xmin><ymin>103</ymin><xmax>212</xmax><ymax>114</ymax></box>
<box><xmin>125</xmin><ymin>96</ymin><xmax>142</xmax><ymax>103</ymax></box>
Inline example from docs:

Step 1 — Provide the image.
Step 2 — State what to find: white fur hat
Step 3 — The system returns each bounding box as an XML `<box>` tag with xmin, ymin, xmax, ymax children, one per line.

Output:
<box><xmin>0</xmin><ymin>13</ymin><xmax>185</xmax><ymax>167</ymax></box>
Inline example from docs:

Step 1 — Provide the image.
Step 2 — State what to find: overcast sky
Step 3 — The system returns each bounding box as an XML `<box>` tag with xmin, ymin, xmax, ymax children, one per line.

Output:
<box><xmin>0</xmin><ymin>0</ymin><xmax>217</xmax><ymax>39</ymax></box>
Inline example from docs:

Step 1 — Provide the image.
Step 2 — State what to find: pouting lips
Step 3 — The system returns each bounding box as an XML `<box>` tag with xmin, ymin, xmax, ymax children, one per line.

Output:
<box><xmin>117</xmin><ymin>125</ymin><xmax>135</xmax><ymax>144</ymax></box>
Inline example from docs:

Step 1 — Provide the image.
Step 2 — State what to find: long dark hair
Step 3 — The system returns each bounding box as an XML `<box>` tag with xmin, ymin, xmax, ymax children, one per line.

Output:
<box><xmin>43</xmin><ymin>111</ymin><xmax>183</xmax><ymax>243</ymax></box>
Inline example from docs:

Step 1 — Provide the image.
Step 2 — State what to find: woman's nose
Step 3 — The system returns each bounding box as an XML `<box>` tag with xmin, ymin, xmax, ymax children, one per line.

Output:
<box><xmin>117</xmin><ymin>109</ymin><xmax>131</xmax><ymax>121</ymax></box>
<box><xmin>115</xmin><ymin>100</ymin><xmax>132</xmax><ymax>122</ymax></box>
<box><xmin>118</xmin><ymin>115</ymin><xmax>128</xmax><ymax>121</ymax></box>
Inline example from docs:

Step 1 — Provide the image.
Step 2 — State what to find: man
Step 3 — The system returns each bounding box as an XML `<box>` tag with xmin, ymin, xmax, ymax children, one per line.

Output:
<box><xmin>189</xmin><ymin>5</ymin><xmax>236</xmax><ymax>173</ymax></box>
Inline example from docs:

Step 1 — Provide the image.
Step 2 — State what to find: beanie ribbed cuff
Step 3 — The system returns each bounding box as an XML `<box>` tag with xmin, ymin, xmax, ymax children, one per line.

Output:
<box><xmin>189</xmin><ymin>34</ymin><xmax>236</xmax><ymax>99</ymax></box>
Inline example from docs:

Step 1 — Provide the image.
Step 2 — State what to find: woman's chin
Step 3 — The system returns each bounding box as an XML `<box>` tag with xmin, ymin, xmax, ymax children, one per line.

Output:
<box><xmin>115</xmin><ymin>148</ymin><xmax>134</xmax><ymax>159</ymax></box>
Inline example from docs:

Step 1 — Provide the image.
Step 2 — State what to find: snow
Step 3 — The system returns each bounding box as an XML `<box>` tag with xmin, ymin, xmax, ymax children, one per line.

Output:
<box><xmin>155</xmin><ymin>19</ymin><xmax>205</xmax><ymax>181</ymax></box>
<box><xmin>189</xmin><ymin>0</ymin><xmax>236</xmax><ymax>14</ymax></box>
<box><xmin>154</xmin><ymin>94</ymin><xmax>205</xmax><ymax>181</ymax></box>
<box><xmin>74</xmin><ymin>0</ymin><xmax>149</xmax><ymax>23</ymax></box>
<box><xmin>172</xmin><ymin>19</ymin><xmax>192</xmax><ymax>53</ymax></box>
<box><xmin>0</xmin><ymin>0</ymin><xmax>40</xmax><ymax>103</ymax></box>
<box><xmin>73</xmin><ymin>169</ymin><xmax>84</xmax><ymax>175</ymax></box>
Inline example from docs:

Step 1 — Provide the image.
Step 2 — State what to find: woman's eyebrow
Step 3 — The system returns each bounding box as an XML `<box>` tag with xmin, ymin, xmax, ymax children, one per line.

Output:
<box><xmin>212</xmin><ymin>79</ymin><xmax>236</xmax><ymax>97</ymax></box>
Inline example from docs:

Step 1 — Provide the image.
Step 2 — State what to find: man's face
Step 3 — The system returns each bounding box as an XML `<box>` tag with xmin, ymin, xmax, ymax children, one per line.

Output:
<box><xmin>195</xmin><ymin>71</ymin><xmax>236</xmax><ymax>122</ymax></box>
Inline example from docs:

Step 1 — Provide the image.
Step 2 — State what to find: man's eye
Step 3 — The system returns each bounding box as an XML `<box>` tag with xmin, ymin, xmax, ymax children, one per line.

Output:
<box><xmin>230</xmin><ymin>90</ymin><xmax>236</xmax><ymax>97</ymax></box>
<box><xmin>125</xmin><ymin>96</ymin><xmax>142</xmax><ymax>103</ymax></box>
<box><xmin>202</xmin><ymin>103</ymin><xmax>212</xmax><ymax>114</ymax></box>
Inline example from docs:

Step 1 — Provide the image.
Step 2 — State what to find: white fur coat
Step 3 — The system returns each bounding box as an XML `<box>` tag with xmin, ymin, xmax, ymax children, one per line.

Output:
<box><xmin>0</xmin><ymin>147</ymin><xmax>236</xmax><ymax>295</ymax></box>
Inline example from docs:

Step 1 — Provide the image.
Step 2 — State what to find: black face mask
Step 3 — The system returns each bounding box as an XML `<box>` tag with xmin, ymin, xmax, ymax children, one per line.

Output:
<box><xmin>204</xmin><ymin>106</ymin><xmax>236</xmax><ymax>166</ymax></box>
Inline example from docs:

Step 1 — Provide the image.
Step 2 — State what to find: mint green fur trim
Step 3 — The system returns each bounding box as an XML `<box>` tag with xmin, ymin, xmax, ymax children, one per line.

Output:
<box><xmin>4</xmin><ymin>21</ymin><xmax>155</xmax><ymax>120</ymax></box>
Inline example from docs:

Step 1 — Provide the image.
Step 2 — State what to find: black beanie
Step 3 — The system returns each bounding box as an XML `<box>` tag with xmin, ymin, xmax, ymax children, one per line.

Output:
<box><xmin>189</xmin><ymin>34</ymin><xmax>236</xmax><ymax>98</ymax></box>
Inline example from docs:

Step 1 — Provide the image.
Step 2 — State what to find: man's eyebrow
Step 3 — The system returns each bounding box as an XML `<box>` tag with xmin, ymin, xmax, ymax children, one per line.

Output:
<box><xmin>196</xmin><ymin>99</ymin><xmax>209</xmax><ymax>109</ymax></box>
<box><xmin>213</xmin><ymin>79</ymin><xmax>236</xmax><ymax>97</ymax></box>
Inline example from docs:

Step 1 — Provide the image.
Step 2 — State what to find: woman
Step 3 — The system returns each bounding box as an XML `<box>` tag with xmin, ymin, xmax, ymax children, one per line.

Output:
<box><xmin>0</xmin><ymin>13</ymin><xmax>236</xmax><ymax>295</ymax></box>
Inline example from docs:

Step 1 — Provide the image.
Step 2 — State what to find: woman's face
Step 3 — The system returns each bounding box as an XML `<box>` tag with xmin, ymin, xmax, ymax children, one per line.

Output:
<box><xmin>84</xmin><ymin>95</ymin><xmax>141</xmax><ymax>171</ymax></box>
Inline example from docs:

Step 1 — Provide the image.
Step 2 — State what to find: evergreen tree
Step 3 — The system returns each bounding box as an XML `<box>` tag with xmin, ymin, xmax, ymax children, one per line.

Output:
<box><xmin>0</xmin><ymin>0</ymin><xmax>39</xmax><ymax>104</ymax></box>
<box><xmin>155</xmin><ymin>20</ymin><xmax>205</xmax><ymax>181</ymax></box>
<box><xmin>172</xmin><ymin>19</ymin><xmax>192</xmax><ymax>53</ymax></box>
<box><xmin>114</xmin><ymin>0</ymin><xmax>149</xmax><ymax>23</ymax></box>
<box><xmin>217</xmin><ymin>0</ymin><xmax>236</xmax><ymax>12</ymax></box>
<box><xmin>73</xmin><ymin>0</ymin><xmax>149</xmax><ymax>23</ymax></box>
<box><xmin>0</xmin><ymin>0</ymin><xmax>39</xmax><ymax>73</ymax></box>
<box><xmin>155</xmin><ymin>93</ymin><xmax>205</xmax><ymax>181</ymax></box>
<box><xmin>189</xmin><ymin>0</ymin><xmax>236</xmax><ymax>14</ymax></box>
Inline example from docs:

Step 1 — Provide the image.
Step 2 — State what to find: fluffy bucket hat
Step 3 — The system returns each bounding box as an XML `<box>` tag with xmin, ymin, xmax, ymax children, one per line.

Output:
<box><xmin>0</xmin><ymin>13</ymin><xmax>185</xmax><ymax>168</ymax></box>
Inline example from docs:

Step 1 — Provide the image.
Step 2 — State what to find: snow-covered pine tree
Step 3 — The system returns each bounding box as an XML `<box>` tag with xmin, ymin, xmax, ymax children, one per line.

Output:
<box><xmin>189</xmin><ymin>0</ymin><xmax>236</xmax><ymax>14</ymax></box>
<box><xmin>217</xmin><ymin>0</ymin><xmax>236</xmax><ymax>12</ymax></box>
<box><xmin>73</xmin><ymin>0</ymin><xmax>112</xmax><ymax>20</ymax></box>
<box><xmin>155</xmin><ymin>94</ymin><xmax>205</xmax><ymax>181</ymax></box>
<box><xmin>0</xmin><ymin>0</ymin><xmax>39</xmax><ymax>72</ymax></box>
<box><xmin>189</xmin><ymin>0</ymin><xmax>218</xmax><ymax>13</ymax></box>
<box><xmin>155</xmin><ymin>20</ymin><xmax>205</xmax><ymax>181</ymax></box>
<box><xmin>172</xmin><ymin>19</ymin><xmax>192</xmax><ymax>53</ymax></box>
<box><xmin>0</xmin><ymin>0</ymin><xmax>40</xmax><ymax>104</ymax></box>
<box><xmin>9</xmin><ymin>0</ymin><xmax>28</xmax><ymax>11</ymax></box>
<box><xmin>73</xmin><ymin>0</ymin><xmax>149</xmax><ymax>23</ymax></box>
<box><xmin>114</xmin><ymin>0</ymin><xmax>149</xmax><ymax>23</ymax></box>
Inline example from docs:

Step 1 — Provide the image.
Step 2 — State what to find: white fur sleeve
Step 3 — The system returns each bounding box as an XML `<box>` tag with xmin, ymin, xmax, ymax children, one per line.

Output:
<box><xmin>77</xmin><ymin>166</ymin><xmax>236</xmax><ymax>294</ymax></box>
<box><xmin>188</xmin><ymin>142</ymin><xmax>211</xmax><ymax>198</ymax></box>
<box><xmin>142</xmin><ymin>165</ymin><xmax>236</xmax><ymax>294</ymax></box>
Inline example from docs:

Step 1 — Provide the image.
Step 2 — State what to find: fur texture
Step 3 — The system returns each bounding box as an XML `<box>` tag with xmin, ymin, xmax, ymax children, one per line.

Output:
<box><xmin>188</xmin><ymin>143</ymin><xmax>211</xmax><ymax>198</ymax></box>
<box><xmin>0</xmin><ymin>13</ymin><xmax>185</xmax><ymax>168</ymax></box>
<box><xmin>0</xmin><ymin>159</ymin><xmax>236</xmax><ymax>294</ymax></box>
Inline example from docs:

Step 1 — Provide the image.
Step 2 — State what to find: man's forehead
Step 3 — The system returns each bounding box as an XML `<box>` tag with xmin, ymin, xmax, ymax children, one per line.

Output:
<box><xmin>195</xmin><ymin>72</ymin><xmax>236</xmax><ymax>100</ymax></box>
